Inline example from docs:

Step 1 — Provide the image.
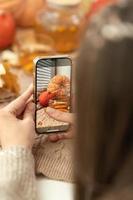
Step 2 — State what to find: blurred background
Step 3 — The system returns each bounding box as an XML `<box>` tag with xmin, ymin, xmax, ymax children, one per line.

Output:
<box><xmin>0</xmin><ymin>0</ymin><xmax>116</xmax><ymax>104</ymax></box>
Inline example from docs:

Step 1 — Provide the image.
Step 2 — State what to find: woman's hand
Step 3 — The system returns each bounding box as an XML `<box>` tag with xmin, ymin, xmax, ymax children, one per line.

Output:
<box><xmin>0</xmin><ymin>85</ymin><xmax>35</xmax><ymax>150</ymax></box>
<box><xmin>46</xmin><ymin>107</ymin><xmax>75</xmax><ymax>142</ymax></box>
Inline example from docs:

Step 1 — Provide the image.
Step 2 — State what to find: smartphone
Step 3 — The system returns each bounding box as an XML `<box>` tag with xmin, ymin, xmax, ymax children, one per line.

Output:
<box><xmin>35</xmin><ymin>55</ymin><xmax>72</xmax><ymax>134</ymax></box>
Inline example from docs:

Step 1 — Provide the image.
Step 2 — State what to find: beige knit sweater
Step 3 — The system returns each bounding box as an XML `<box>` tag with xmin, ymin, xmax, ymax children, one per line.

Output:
<box><xmin>33</xmin><ymin>136</ymin><xmax>74</xmax><ymax>182</ymax></box>
<box><xmin>0</xmin><ymin>139</ymin><xmax>74</xmax><ymax>200</ymax></box>
<box><xmin>0</xmin><ymin>146</ymin><xmax>38</xmax><ymax>200</ymax></box>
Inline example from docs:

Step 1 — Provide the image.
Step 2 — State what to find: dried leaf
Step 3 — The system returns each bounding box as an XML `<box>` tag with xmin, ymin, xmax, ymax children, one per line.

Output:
<box><xmin>1</xmin><ymin>65</ymin><xmax>20</xmax><ymax>95</ymax></box>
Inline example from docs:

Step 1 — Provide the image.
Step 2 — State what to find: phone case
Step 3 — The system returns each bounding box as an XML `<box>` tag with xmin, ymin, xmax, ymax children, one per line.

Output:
<box><xmin>34</xmin><ymin>56</ymin><xmax>72</xmax><ymax>134</ymax></box>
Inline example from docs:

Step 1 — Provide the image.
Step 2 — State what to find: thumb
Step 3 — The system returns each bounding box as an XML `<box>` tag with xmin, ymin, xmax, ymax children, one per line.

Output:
<box><xmin>5</xmin><ymin>84</ymin><xmax>33</xmax><ymax>116</ymax></box>
<box><xmin>46</xmin><ymin>107</ymin><xmax>73</xmax><ymax>123</ymax></box>
<box><xmin>23</xmin><ymin>102</ymin><xmax>35</xmax><ymax>121</ymax></box>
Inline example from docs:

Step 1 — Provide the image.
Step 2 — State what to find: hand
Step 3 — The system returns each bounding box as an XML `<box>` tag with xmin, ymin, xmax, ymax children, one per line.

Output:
<box><xmin>0</xmin><ymin>85</ymin><xmax>35</xmax><ymax>150</ymax></box>
<box><xmin>46</xmin><ymin>107</ymin><xmax>75</xmax><ymax>142</ymax></box>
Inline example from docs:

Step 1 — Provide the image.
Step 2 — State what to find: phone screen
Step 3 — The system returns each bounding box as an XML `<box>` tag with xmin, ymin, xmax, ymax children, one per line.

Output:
<box><xmin>35</xmin><ymin>57</ymin><xmax>72</xmax><ymax>134</ymax></box>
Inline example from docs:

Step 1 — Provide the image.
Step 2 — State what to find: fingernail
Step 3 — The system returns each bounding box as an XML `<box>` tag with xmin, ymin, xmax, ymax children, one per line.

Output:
<box><xmin>48</xmin><ymin>134</ymin><xmax>58</xmax><ymax>142</ymax></box>
<box><xmin>27</xmin><ymin>84</ymin><xmax>33</xmax><ymax>92</ymax></box>
<box><xmin>28</xmin><ymin>102</ymin><xmax>35</xmax><ymax>111</ymax></box>
<box><xmin>58</xmin><ymin>134</ymin><xmax>63</xmax><ymax>139</ymax></box>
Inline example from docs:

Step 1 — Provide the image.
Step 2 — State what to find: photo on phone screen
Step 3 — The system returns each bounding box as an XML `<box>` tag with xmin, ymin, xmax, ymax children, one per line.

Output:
<box><xmin>35</xmin><ymin>56</ymin><xmax>72</xmax><ymax>134</ymax></box>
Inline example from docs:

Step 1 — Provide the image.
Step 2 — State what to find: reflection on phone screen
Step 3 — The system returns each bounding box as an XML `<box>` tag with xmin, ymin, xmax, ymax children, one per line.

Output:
<box><xmin>36</xmin><ymin>57</ymin><xmax>71</xmax><ymax>134</ymax></box>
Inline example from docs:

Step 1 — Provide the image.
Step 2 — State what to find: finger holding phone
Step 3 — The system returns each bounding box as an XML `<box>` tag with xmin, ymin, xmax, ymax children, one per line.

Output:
<box><xmin>46</xmin><ymin>107</ymin><xmax>75</xmax><ymax>142</ymax></box>
<box><xmin>0</xmin><ymin>85</ymin><xmax>35</xmax><ymax>149</ymax></box>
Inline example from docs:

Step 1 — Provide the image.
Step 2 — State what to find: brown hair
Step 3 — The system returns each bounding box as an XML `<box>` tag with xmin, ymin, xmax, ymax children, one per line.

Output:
<box><xmin>75</xmin><ymin>0</ymin><xmax>133</xmax><ymax>199</ymax></box>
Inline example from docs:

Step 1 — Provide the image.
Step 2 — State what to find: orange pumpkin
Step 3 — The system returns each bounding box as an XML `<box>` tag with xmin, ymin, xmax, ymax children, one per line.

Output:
<box><xmin>39</xmin><ymin>91</ymin><xmax>57</xmax><ymax>107</ymax></box>
<box><xmin>0</xmin><ymin>11</ymin><xmax>16</xmax><ymax>49</ymax></box>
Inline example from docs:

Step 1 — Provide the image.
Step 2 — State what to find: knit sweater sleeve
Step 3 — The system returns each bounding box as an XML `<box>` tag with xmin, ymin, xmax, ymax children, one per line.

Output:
<box><xmin>0</xmin><ymin>146</ymin><xmax>38</xmax><ymax>200</ymax></box>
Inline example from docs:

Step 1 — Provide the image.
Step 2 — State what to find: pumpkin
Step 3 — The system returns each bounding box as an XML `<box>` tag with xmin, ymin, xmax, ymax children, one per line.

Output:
<box><xmin>0</xmin><ymin>11</ymin><xmax>16</xmax><ymax>49</ymax></box>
